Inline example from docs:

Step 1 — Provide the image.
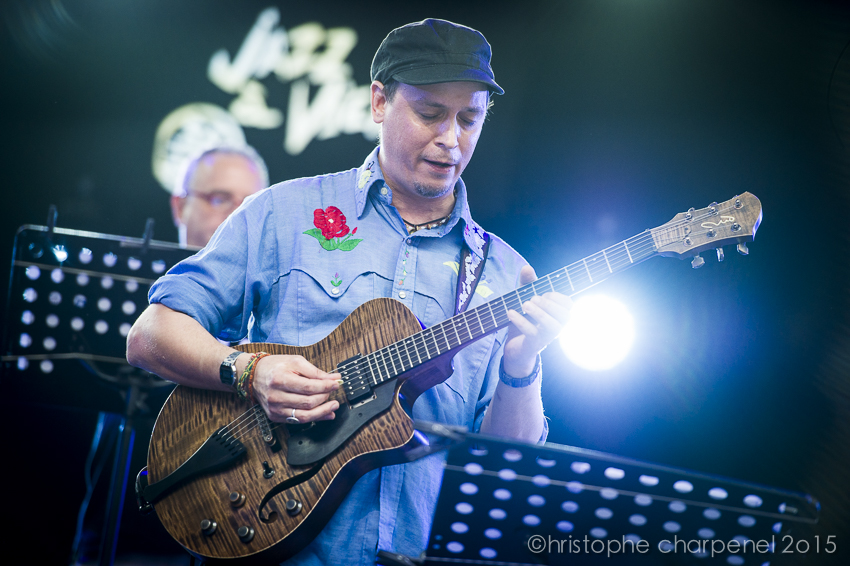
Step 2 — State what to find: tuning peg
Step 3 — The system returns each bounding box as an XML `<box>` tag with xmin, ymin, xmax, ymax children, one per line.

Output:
<box><xmin>736</xmin><ymin>243</ymin><xmax>749</xmax><ymax>256</ymax></box>
<box><xmin>691</xmin><ymin>255</ymin><xmax>705</xmax><ymax>269</ymax></box>
<box><xmin>716</xmin><ymin>247</ymin><xmax>725</xmax><ymax>262</ymax></box>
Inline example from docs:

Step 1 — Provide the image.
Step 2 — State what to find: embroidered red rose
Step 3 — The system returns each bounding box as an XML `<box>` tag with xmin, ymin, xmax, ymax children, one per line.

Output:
<box><xmin>313</xmin><ymin>206</ymin><xmax>350</xmax><ymax>240</ymax></box>
<box><xmin>304</xmin><ymin>205</ymin><xmax>363</xmax><ymax>252</ymax></box>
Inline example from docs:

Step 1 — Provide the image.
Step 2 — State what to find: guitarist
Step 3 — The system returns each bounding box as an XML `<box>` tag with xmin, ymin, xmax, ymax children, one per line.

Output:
<box><xmin>127</xmin><ymin>19</ymin><xmax>571</xmax><ymax>565</ymax></box>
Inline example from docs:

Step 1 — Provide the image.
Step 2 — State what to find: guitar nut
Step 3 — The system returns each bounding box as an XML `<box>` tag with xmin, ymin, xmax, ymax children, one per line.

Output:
<box><xmin>229</xmin><ymin>491</ymin><xmax>246</xmax><ymax>508</ymax></box>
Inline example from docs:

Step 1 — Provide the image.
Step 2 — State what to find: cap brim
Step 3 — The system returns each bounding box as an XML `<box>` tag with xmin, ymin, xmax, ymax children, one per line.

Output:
<box><xmin>392</xmin><ymin>65</ymin><xmax>504</xmax><ymax>95</ymax></box>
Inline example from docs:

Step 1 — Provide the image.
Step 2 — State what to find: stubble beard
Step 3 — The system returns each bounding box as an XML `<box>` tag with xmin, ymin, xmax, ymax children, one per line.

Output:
<box><xmin>413</xmin><ymin>180</ymin><xmax>454</xmax><ymax>199</ymax></box>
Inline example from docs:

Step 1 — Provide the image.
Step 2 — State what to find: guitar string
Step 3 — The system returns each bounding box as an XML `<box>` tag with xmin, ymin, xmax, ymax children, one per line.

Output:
<box><xmin>175</xmin><ymin>202</ymin><xmax>752</xmax><ymax>447</ymax></box>
<box><xmin>336</xmin><ymin>201</ymin><xmax>746</xmax><ymax>396</ymax></box>
<box><xmin>222</xmin><ymin>201</ymin><xmax>748</xmax><ymax>418</ymax></box>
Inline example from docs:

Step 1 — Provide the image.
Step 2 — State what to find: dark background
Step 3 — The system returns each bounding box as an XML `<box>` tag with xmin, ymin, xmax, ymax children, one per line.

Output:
<box><xmin>1</xmin><ymin>1</ymin><xmax>848</xmax><ymax>564</ymax></box>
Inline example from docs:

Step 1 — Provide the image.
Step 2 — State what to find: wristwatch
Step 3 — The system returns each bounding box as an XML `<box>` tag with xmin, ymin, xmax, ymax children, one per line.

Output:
<box><xmin>219</xmin><ymin>351</ymin><xmax>241</xmax><ymax>388</ymax></box>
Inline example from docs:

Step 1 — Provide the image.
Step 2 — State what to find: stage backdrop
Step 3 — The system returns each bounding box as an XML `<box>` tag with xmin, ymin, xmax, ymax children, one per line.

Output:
<box><xmin>1</xmin><ymin>0</ymin><xmax>848</xmax><ymax>563</ymax></box>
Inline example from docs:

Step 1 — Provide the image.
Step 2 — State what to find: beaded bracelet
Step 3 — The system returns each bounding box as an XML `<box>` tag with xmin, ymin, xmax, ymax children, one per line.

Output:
<box><xmin>246</xmin><ymin>352</ymin><xmax>270</xmax><ymax>402</ymax></box>
<box><xmin>236</xmin><ymin>352</ymin><xmax>270</xmax><ymax>401</ymax></box>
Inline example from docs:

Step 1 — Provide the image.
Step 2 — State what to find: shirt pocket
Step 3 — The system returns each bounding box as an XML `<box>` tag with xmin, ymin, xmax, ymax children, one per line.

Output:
<box><xmin>288</xmin><ymin>263</ymin><xmax>393</xmax><ymax>345</ymax></box>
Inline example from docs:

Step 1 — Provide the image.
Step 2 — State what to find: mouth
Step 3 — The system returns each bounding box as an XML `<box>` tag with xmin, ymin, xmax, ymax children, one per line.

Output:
<box><xmin>423</xmin><ymin>159</ymin><xmax>457</xmax><ymax>173</ymax></box>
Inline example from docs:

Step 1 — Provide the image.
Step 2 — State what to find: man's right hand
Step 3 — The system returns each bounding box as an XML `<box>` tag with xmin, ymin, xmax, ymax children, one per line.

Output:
<box><xmin>251</xmin><ymin>355</ymin><xmax>341</xmax><ymax>424</ymax></box>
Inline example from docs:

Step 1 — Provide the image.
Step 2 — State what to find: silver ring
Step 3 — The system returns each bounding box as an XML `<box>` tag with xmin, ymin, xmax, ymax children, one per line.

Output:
<box><xmin>285</xmin><ymin>408</ymin><xmax>300</xmax><ymax>425</ymax></box>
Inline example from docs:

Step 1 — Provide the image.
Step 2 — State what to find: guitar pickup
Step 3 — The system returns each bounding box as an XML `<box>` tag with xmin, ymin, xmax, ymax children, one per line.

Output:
<box><xmin>337</xmin><ymin>354</ymin><xmax>374</xmax><ymax>405</ymax></box>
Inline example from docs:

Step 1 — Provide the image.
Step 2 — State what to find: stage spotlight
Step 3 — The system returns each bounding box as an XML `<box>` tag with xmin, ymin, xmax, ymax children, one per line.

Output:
<box><xmin>559</xmin><ymin>295</ymin><xmax>635</xmax><ymax>371</ymax></box>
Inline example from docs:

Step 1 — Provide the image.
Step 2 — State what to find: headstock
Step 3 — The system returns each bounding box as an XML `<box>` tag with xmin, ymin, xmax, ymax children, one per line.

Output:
<box><xmin>650</xmin><ymin>192</ymin><xmax>762</xmax><ymax>267</ymax></box>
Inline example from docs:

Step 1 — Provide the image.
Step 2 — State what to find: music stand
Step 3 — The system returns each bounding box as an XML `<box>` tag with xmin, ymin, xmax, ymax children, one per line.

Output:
<box><xmin>378</xmin><ymin>421</ymin><xmax>819</xmax><ymax>566</ymax></box>
<box><xmin>1</xmin><ymin>219</ymin><xmax>195</xmax><ymax>565</ymax></box>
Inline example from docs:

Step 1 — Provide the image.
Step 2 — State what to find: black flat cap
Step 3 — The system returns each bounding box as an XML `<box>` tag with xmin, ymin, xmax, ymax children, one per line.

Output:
<box><xmin>371</xmin><ymin>19</ymin><xmax>504</xmax><ymax>95</ymax></box>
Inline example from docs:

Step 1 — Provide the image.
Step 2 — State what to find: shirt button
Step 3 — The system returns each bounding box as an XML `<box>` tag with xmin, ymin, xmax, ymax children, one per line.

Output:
<box><xmin>398</xmin><ymin>291</ymin><xmax>407</xmax><ymax>299</ymax></box>
<box><xmin>380</xmin><ymin>187</ymin><xmax>388</xmax><ymax>195</ymax></box>
<box><xmin>331</xmin><ymin>288</ymin><xmax>340</xmax><ymax>295</ymax></box>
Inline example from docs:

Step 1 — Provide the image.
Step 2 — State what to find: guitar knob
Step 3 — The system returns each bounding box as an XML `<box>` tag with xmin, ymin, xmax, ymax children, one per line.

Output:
<box><xmin>285</xmin><ymin>499</ymin><xmax>303</xmax><ymax>516</ymax></box>
<box><xmin>237</xmin><ymin>526</ymin><xmax>255</xmax><ymax>543</ymax></box>
<box><xmin>716</xmin><ymin>247</ymin><xmax>724</xmax><ymax>262</ymax></box>
<box><xmin>229</xmin><ymin>491</ymin><xmax>246</xmax><ymax>508</ymax></box>
<box><xmin>737</xmin><ymin>242</ymin><xmax>749</xmax><ymax>256</ymax></box>
<box><xmin>200</xmin><ymin>519</ymin><xmax>217</xmax><ymax>536</ymax></box>
<box><xmin>691</xmin><ymin>255</ymin><xmax>705</xmax><ymax>269</ymax></box>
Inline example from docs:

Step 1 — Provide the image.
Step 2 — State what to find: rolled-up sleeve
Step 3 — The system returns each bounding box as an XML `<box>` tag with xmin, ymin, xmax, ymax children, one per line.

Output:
<box><xmin>148</xmin><ymin>191</ymin><xmax>276</xmax><ymax>343</ymax></box>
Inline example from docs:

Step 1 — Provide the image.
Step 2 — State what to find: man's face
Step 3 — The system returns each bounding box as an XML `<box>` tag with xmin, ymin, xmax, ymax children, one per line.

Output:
<box><xmin>171</xmin><ymin>153</ymin><xmax>264</xmax><ymax>247</ymax></box>
<box><xmin>372</xmin><ymin>81</ymin><xmax>489</xmax><ymax>202</ymax></box>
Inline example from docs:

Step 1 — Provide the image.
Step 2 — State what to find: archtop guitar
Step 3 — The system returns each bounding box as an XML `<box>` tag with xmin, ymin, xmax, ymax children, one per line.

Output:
<box><xmin>138</xmin><ymin>193</ymin><xmax>762</xmax><ymax>563</ymax></box>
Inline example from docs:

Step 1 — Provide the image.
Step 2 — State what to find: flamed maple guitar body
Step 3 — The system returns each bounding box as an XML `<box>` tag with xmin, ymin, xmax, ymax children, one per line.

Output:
<box><xmin>145</xmin><ymin>193</ymin><xmax>763</xmax><ymax>564</ymax></box>
<box><xmin>147</xmin><ymin>298</ymin><xmax>454</xmax><ymax>564</ymax></box>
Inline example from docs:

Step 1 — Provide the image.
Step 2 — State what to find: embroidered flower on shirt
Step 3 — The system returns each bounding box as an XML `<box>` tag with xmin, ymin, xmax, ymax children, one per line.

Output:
<box><xmin>304</xmin><ymin>206</ymin><xmax>363</xmax><ymax>251</ymax></box>
<box><xmin>358</xmin><ymin>169</ymin><xmax>372</xmax><ymax>189</ymax></box>
<box><xmin>444</xmin><ymin>261</ymin><xmax>493</xmax><ymax>297</ymax></box>
<box><xmin>331</xmin><ymin>272</ymin><xmax>342</xmax><ymax>287</ymax></box>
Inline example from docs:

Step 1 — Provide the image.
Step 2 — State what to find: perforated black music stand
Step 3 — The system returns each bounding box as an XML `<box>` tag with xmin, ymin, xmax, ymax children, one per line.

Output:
<box><xmin>377</xmin><ymin>421</ymin><xmax>819</xmax><ymax>566</ymax></box>
<box><xmin>1</xmin><ymin>220</ymin><xmax>194</xmax><ymax>565</ymax></box>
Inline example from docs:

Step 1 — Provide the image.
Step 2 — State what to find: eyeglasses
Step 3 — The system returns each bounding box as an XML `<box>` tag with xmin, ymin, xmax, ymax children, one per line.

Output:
<box><xmin>186</xmin><ymin>191</ymin><xmax>237</xmax><ymax>209</ymax></box>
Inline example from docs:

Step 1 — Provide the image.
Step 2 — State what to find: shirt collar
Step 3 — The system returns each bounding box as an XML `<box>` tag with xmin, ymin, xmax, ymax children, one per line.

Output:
<box><xmin>354</xmin><ymin>147</ymin><xmax>488</xmax><ymax>259</ymax></box>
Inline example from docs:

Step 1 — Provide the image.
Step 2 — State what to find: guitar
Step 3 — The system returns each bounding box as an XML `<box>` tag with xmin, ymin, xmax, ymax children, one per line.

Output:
<box><xmin>138</xmin><ymin>193</ymin><xmax>762</xmax><ymax>563</ymax></box>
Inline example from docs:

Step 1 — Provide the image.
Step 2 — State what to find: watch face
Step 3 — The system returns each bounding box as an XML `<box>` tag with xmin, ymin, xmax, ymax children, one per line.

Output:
<box><xmin>221</xmin><ymin>352</ymin><xmax>240</xmax><ymax>385</ymax></box>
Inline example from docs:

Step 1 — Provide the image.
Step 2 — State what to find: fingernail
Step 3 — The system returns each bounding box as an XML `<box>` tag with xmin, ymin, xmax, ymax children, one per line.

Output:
<box><xmin>336</xmin><ymin>379</ymin><xmax>344</xmax><ymax>385</ymax></box>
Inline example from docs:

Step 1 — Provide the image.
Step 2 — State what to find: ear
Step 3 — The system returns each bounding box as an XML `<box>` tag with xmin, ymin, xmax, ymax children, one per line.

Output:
<box><xmin>371</xmin><ymin>81</ymin><xmax>387</xmax><ymax>124</ymax></box>
<box><xmin>170</xmin><ymin>195</ymin><xmax>186</xmax><ymax>227</ymax></box>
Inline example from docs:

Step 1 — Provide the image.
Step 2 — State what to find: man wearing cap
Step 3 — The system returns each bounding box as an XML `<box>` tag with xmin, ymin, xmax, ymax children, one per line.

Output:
<box><xmin>128</xmin><ymin>19</ymin><xmax>570</xmax><ymax>565</ymax></box>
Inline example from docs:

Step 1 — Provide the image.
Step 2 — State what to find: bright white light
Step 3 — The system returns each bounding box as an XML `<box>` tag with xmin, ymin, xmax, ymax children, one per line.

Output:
<box><xmin>559</xmin><ymin>295</ymin><xmax>635</xmax><ymax>371</ymax></box>
<box><xmin>52</xmin><ymin>245</ymin><xmax>68</xmax><ymax>263</ymax></box>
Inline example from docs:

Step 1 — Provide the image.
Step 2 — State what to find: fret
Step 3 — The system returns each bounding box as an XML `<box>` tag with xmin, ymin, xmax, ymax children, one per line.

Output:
<box><xmin>379</xmin><ymin>346</ymin><xmax>391</xmax><ymax>378</ymax></box>
<box><xmin>367</xmin><ymin>351</ymin><xmax>384</xmax><ymax>384</ymax></box>
<box><xmin>546</xmin><ymin>275</ymin><xmax>556</xmax><ymax>293</ymax></box>
<box><xmin>602</xmin><ymin>249</ymin><xmax>612</xmax><ymax>273</ymax></box>
<box><xmin>402</xmin><ymin>338</ymin><xmax>415</xmax><ymax>369</ymax></box>
<box><xmin>416</xmin><ymin>332</ymin><xmax>431</xmax><ymax>360</ymax></box>
<box><xmin>565</xmin><ymin>265</ymin><xmax>575</xmax><ymax>291</ymax></box>
<box><xmin>582</xmin><ymin>258</ymin><xmax>594</xmax><ymax>282</ymax></box>
<box><xmin>488</xmin><ymin>302</ymin><xmax>499</xmax><ymax>328</ymax></box>
<box><xmin>450</xmin><ymin>318</ymin><xmax>462</xmax><ymax>348</ymax></box>
<box><xmin>389</xmin><ymin>344</ymin><xmax>401</xmax><ymax>376</ymax></box>
<box><xmin>437</xmin><ymin>323</ymin><xmax>451</xmax><ymax>352</ymax></box>
<box><xmin>460</xmin><ymin>313</ymin><xmax>473</xmax><ymax>342</ymax></box>
<box><xmin>472</xmin><ymin>307</ymin><xmax>485</xmax><ymax>336</ymax></box>
<box><xmin>426</xmin><ymin>327</ymin><xmax>441</xmax><ymax>356</ymax></box>
<box><xmin>624</xmin><ymin>240</ymin><xmax>634</xmax><ymax>263</ymax></box>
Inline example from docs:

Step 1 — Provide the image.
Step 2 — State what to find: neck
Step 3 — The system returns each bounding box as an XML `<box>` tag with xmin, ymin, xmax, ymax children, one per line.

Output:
<box><xmin>377</xmin><ymin>154</ymin><xmax>457</xmax><ymax>225</ymax></box>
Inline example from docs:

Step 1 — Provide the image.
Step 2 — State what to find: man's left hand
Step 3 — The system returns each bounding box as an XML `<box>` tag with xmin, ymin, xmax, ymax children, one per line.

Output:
<box><xmin>503</xmin><ymin>265</ymin><xmax>572</xmax><ymax>377</ymax></box>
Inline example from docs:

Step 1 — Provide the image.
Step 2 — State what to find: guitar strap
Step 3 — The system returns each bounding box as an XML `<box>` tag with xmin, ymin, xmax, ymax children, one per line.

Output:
<box><xmin>454</xmin><ymin>232</ymin><xmax>491</xmax><ymax>315</ymax></box>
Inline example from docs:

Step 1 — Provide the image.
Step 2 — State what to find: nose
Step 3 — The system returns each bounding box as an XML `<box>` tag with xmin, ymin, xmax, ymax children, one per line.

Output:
<box><xmin>435</xmin><ymin>117</ymin><xmax>460</xmax><ymax>149</ymax></box>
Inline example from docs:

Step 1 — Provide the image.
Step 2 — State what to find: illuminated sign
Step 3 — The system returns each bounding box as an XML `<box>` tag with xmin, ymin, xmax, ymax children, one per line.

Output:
<box><xmin>152</xmin><ymin>7</ymin><xmax>379</xmax><ymax>193</ymax></box>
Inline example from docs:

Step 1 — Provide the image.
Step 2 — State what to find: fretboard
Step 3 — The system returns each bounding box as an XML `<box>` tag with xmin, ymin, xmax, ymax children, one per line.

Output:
<box><xmin>341</xmin><ymin>229</ymin><xmax>660</xmax><ymax>400</ymax></box>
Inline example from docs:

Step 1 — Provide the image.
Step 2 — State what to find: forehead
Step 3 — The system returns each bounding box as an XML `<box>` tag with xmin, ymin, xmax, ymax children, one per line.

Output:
<box><xmin>193</xmin><ymin>153</ymin><xmax>261</xmax><ymax>194</ymax></box>
<box><xmin>397</xmin><ymin>81</ymin><xmax>489</xmax><ymax>112</ymax></box>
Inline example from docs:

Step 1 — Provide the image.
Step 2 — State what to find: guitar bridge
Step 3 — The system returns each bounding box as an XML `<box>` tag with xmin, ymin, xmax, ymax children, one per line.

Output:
<box><xmin>350</xmin><ymin>392</ymin><xmax>376</xmax><ymax>409</ymax></box>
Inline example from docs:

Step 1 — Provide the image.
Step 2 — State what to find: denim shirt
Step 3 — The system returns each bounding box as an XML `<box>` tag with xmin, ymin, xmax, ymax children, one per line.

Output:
<box><xmin>149</xmin><ymin>147</ymin><xmax>546</xmax><ymax>564</ymax></box>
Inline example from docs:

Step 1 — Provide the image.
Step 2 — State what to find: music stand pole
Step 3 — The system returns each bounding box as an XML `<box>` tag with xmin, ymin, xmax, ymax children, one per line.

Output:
<box><xmin>98</xmin><ymin>382</ymin><xmax>140</xmax><ymax>566</ymax></box>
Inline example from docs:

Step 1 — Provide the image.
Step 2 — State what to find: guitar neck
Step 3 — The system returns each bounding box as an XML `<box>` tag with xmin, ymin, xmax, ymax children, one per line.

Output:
<box><xmin>342</xmin><ymin>229</ymin><xmax>662</xmax><ymax>396</ymax></box>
